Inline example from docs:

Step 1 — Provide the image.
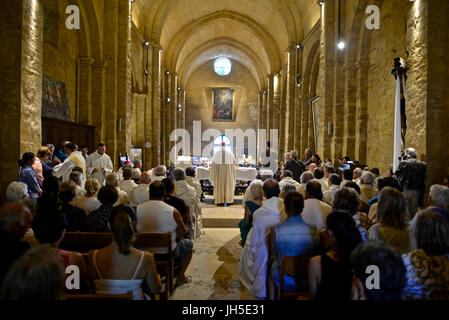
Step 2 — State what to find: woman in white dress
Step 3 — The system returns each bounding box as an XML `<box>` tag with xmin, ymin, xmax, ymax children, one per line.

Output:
<box><xmin>87</xmin><ymin>211</ymin><xmax>162</xmax><ymax>300</ymax></box>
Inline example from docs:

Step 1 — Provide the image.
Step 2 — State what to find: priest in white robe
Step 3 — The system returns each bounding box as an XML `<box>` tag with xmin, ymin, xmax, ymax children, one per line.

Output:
<box><xmin>86</xmin><ymin>143</ymin><xmax>113</xmax><ymax>186</ymax></box>
<box><xmin>210</xmin><ymin>142</ymin><xmax>236</xmax><ymax>205</ymax></box>
<box><xmin>53</xmin><ymin>143</ymin><xmax>86</xmax><ymax>182</ymax></box>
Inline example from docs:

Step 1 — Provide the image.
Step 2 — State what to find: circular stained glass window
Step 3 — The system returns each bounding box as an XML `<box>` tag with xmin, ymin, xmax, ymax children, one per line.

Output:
<box><xmin>214</xmin><ymin>57</ymin><xmax>232</xmax><ymax>76</ymax></box>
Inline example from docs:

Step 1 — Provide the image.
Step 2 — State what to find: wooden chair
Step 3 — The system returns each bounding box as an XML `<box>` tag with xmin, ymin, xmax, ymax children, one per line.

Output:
<box><xmin>60</xmin><ymin>232</ymin><xmax>113</xmax><ymax>253</ymax></box>
<box><xmin>134</xmin><ymin>232</ymin><xmax>174</xmax><ymax>299</ymax></box>
<box><xmin>65</xmin><ymin>291</ymin><xmax>133</xmax><ymax>300</ymax></box>
<box><xmin>278</xmin><ymin>255</ymin><xmax>312</xmax><ymax>300</ymax></box>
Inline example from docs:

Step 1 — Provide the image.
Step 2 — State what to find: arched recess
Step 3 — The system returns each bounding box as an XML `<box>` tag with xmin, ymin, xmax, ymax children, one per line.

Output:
<box><xmin>178</xmin><ymin>37</ymin><xmax>266</xmax><ymax>90</ymax></box>
<box><xmin>164</xmin><ymin>11</ymin><xmax>282</xmax><ymax>73</ymax></box>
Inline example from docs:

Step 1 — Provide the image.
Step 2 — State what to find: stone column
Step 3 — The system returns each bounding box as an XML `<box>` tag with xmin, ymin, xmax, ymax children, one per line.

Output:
<box><xmin>355</xmin><ymin>59</ymin><xmax>369</xmax><ymax>165</ymax></box>
<box><xmin>300</xmin><ymin>93</ymin><xmax>309</xmax><ymax>155</ymax></box>
<box><xmin>331</xmin><ymin>48</ymin><xmax>345</xmax><ymax>162</ymax></box>
<box><xmin>293</xmin><ymin>91</ymin><xmax>302</xmax><ymax>154</ymax></box>
<box><xmin>343</xmin><ymin>63</ymin><xmax>357</xmax><ymax>160</ymax></box>
<box><xmin>272</xmin><ymin>73</ymin><xmax>281</xmax><ymax>159</ymax></box>
<box><xmin>0</xmin><ymin>0</ymin><xmax>43</xmax><ymax>203</ymax></box>
<box><xmin>116</xmin><ymin>0</ymin><xmax>132</xmax><ymax>162</ymax></box>
<box><xmin>266</xmin><ymin>75</ymin><xmax>274</xmax><ymax>139</ymax></box>
<box><xmin>151</xmin><ymin>44</ymin><xmax>162</xmax><ymax>167</ymax></box>
<box><xmin>91</xmin><ymin>60</ymin><xmax>108</xmax><ymax>144</ymax></box>
<box><xmin>285</xmin><ymin>48</ymin><xmax>297</xmax><ymax>152</ymax></box>
<box><xmin>78</xmin><ymin>57</ymin><xmax>94</xmax><ymax>124</ymax></box>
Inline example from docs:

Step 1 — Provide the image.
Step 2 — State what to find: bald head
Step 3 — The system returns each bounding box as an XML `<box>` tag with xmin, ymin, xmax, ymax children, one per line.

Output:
<box><xmin>140</xmin><ymin>172</ymin><xmax>151</xmax><ymax>184</ymax></box>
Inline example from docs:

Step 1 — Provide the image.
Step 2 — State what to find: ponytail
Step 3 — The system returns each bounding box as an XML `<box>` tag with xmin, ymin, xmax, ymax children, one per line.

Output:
<box><xmin>18</xmin><ymin>152</ymin><xmax>34</xmax><ymax>167</ymax></box>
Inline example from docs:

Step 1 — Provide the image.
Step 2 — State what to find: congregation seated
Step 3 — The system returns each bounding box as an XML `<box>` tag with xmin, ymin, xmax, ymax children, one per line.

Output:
<box><xmin>351</xmin><ymin>240</ymin><xmax>406</xmax><ymax>300</ymax></box>
<box><xmin>73</xmin><ymin>178</ymin><xmax>101</xmax><ymax>215</ymax></box>
<box><xmin>185</xmin><ymin>167</ymin><xmax>204</xmax><ymax>236</ymax></box>
<box><xmin>32</xmin><ymin>206</ymin><xmax>89</xmax><ymax>292</ymax></box>
<box><xmin>343</xmin><ymin>181</ymin><xmax>370</xmax><ymax>214</ymax></box>
<box><xmin>0</xmin><ymin>203</ymin><xmax>32</xmax><ymax>283</ymax></box>
<box><xmin>308</xmin><ymin>211</ymin><xmax>362</xmax><ymax>300</ymax></box>
<box><xmin>6</xmin><ymin>182</ymin><xmax>28</xmax><ymax>203</ymax></box>
<box><xmin>118</xmin><ymin>168</ymin><xmax>138</xmax><ymax>197</ymax></box>
<box><xmin>239</xmin><ymin>179</ymin><xmax>285</xmax><ymax>298</ymax></box>
<box><xmin>280</xmin><ymin>184</ymin><xmax>297</xmax><ymax>199</ymax></box>
<box><xmin>368</xmin><ymin>187</ymin><xmax>415</xmax><ymax>254</ymax></box>
<box><xmin>132</xmin><ymin>160</ymin><xmax>142</xmax><ymax>182</ymax></box>
<box><xmin>299</xmin><ymin>171</ymin><xmax>314</xmax><ymax>196</ymax></box>
<box><xmin>239</xmin><ymin>182</ymin><xmax>263</xmax><ymax>247</ymax></box>
<box><xmin>151</xmin><ymin>165</ymin><xmax>167</xmax><ymax>182</ymax></box>
<box><xmin>0</xmin><ymin>245</ymin><xmax>65</xmax><ymax>300</ymax></box>
<box><xmin>402</xmin><ymin>210</ymin><xmax>449</xmax><ymax>299</ymax></box>
<box><xmin>106</xmin><ymin>173</ymin><xmax>129</xmax><ymax>206</ymax></box>
<box><xmin>86</xmin><ymin>211</ymin><xmax>162</xmax><ymax>300</ymax></box>
<box><xmin>279</xmin><ymin>170</ymin><xmax>301</xmax><ymax>194</ymax></box>
<box><xmin>409</xmin><ymin>185</ymin><xmax>449</xmax><ymax>231</ymax></box>
<box><xmin>161</xmin><ymin>178</ymin><xmax>190</xmax><ymax>237</ymax></box>
<box><xmin>333</xmin><ymin>187</ymin><xmax>373</xmax><ymax>240</ymax></box>
<box><xmin>359</xmin><ymin>171</ymin><xmax>377</xmax><ymax>204</ymax></box>
<box><xmin>313</xmin><ymin>168</ymin><xmax>329</xmax><ymax>192</ymax></box>
<box><xmin>111</xmin><ymin>205</ymin><xmax>137</xmax><ymax>231</ymax></box>
<box><xmin>58</xmin><ymin>181</ymin><xmax>87</xmax><ymax>232</ymax></box>
<box><xmin>241</xmin><ymin>170</ymin><xmax>272</xmax><ymax>206</ymax></box>
<box><xmin>267</xmin><ymin>192</ymin><xmax>320</xmax><ymax>299</ymax></box>
<box><xmin>341</xmin><ymin>169</ymin><xmax>353</xmax><ymax>187</ymax></box>
<box><xmin>87</xmin><ymin>186</ymin><xmax>119</xmax><ymax>232</ymax></box>
<box><xmin>70</xmin><ymin>171</ymin><xmax>86</xmax><ymax>200</ymax></box>
<box><xmin>173</xmin><ymin>168</ymin><xmax>201</xmax><ymax>238</ymax></box>
<box><xmin>322</xmin><ymin>163</ymin><xmax>335</xmax><ymax>187</ymax></box>
<box><xmin>129</xmin><ymin>172</ymin><xmax>151</xmax><ymax>206</ymax></box>
<box><xmin>302</xmin><ymin>180</ymin><xmax>332</xmax><ymax>231</ymax></box>
<box><xmin>368</xmin><ymin>176</ymin><xmax>403</xmax><ymax>222</ymax></box>
<box><xmin>136</xmin><ymin>181</ymin><xmax>193</xmax><ymax>287</ymax></box>
<box><xmin>323</xmin><ymin>174</ymin><xmax>341</xmax><ymax>206</ymax></box>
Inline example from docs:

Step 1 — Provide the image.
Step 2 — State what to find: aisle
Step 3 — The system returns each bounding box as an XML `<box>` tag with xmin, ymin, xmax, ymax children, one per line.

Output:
<box><xmin>171</xmin><ymin>228</ymin><xmax>256</xmax><ymax>300</ymax></box>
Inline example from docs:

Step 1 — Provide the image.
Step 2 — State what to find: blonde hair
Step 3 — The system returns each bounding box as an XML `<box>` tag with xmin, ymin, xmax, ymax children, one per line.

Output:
<box><xmin>84</xmin><ymin>179</ymin><xmax>100</xmax><ymax>197</ymax></box>
<box><xmin>248</xmin><ymin>182</ymin><xmax>264</xmax><ymax>201</ymax></box>
<box><xmin>37</xmin><ymin>146</ymin><xmax>51</xmax><ymax>158</ymax></box>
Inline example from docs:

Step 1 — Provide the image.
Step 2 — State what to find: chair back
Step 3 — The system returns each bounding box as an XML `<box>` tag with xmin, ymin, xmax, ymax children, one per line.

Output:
<box><xmin>278</xmin><ymin>255</ymin><xmax>311</xmax><ymax>300</ymax></box>
<box><xmin>60</xmin><ymin>232</ymin><xmax>113</xmax><ymax>253</ymax></box>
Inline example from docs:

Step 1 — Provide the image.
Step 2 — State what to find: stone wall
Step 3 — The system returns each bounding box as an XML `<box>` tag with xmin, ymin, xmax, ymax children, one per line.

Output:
<box><xmin>185</xmin><ymin>59</ymin><xmax>259</xmax><ymax>159</ymax></box>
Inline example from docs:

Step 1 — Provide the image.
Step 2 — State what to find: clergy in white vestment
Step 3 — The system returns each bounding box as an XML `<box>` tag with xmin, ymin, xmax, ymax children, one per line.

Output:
<box><xmin>239</xmin><ymin>180</ymin><xmax>284</xmax><ymax>299</ymax></box>
<box><xmin>86</xmin><ymin>143</ymin><xmax>113</xmax><ymax>186</ymax></box>
<box><xmin>53</xmin><ymin>143</ymin><xmax>86</xmax><ymax>182</ymax></box>
<box><xmin>210</xmin><ymin>142</ymin><xmax>236</xmax><ymax>205</ymax></box>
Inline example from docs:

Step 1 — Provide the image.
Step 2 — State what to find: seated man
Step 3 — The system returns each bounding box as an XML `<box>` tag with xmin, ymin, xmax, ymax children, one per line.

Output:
<box><xmin>136</xmin><ymin>181</ymin><xmax>193</xmax><ymax>287</ymax></box>
<box><xmin>69</xmin><ymin>171</ymin><xmax>86</xmax><ymax>201</ymax></box>
<box><xmin>118</xmin><ymin>168</ymin><xmax>138</xmax><ymax>196</ymax></box>
<box><xmin>106</xmin><ymin>173</ymin><xmax>129</xmax><ymax>206</ymax></box>
<box><xmin>6</xmin><ymin>182</ymin><xmax>28</xmax><ymax>203</ymax></box>
<box><xmin>151</xmin><ymin>165</ymin><xmax>167</xmax><ymax>182</ymax></box>
<box><xmin>279</xmin><ymin>170</ymin><xmax>301</xmax><ymax>193</ymax></box>
<box><xmin>129</xmin><ymin>172</ymin><xmax>151</xmax><ymax>206</ymax></box>
<box><xmin>302</xmin><ymin>180</ymin><xmax>332</xmax><ymax>230</ymax></box>
<box><xmin>359</xmin><ymin>171</ymin><xmax>377</xmax><ymax>204</ymax></box>
<box><xmin>132</xmin><ymin>160</ymin><xmax>142</xmax><ymax>182</ymax></box>
<box><xmin>174</xmin><ymin>168</ymin><xmax>202</xmax><ymax>239</ymax></box>
<box><xmin>323</xmin><ymin>174</ymin><xmax>341</xmax><ymax>206</ymax></box>
<box><xmin>314</xmin><ymin>168</ymin><xmax>329</xmax><ymax>192</ymax></box>
<box><xmin>299</xmin><ymin>171</ymin><xmax>314</xmax><ymax>197</ymax></box>
<box><xmin>0</xmin><ymin>203</ymin><xmax>32</xmax><ymax>283</ymax></box>
<box><xmin>239</xmin><ymin>179</ymin><xmax>284</xmax><ymax>299</ymax></box>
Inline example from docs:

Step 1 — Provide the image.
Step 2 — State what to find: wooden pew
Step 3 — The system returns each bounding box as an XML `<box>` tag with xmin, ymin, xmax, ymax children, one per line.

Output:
<box><xmin>278</xmin><ymin>255</ymin><xmax>312</xmax><ymax>300</ymax></box>
<box><xmin>65</xmin><ymin>292</ymin><xmax>133</xmax><ymax>300</ymax></box>
<box><xmin>60</xmin><ymin>232</ymin><xmax>113</xmax><ymax>253</ymax></box>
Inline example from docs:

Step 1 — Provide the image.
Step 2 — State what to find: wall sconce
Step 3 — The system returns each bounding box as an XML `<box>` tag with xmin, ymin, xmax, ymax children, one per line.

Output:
<box><xmin>337</xmin><ymin>0</ymin><xmax>345</xmax><ymax>50</ymax></box>
<box><xmin>296</xmin><ymin>44</ymin><xmax>302</xmax><ymax>88</ymax></box>
<box><xmin>143</xmin><ymin>41</ymin><xmax>150</xmax><ymax>84</ymax></box>
<box><xmin>117</xmin><ymin>118</ymin><xmax>122</xmax><ymax>133</ymax></box>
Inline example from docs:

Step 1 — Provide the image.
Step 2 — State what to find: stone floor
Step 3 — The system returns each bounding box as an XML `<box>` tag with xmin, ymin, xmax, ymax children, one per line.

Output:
<box><xmin>201</xmin><ymin>195</ymin><xmax>244</xmax><ymax>228</ymax></box>
<box><xmin>171</xmin><ymin>227</ymin><xmax>256</xmax><ymax>300</ymax></box>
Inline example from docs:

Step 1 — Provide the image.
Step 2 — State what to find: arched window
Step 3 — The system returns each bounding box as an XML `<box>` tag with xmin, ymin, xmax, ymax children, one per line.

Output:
<box><xmin>214</xmin><ymin>57</ymin><xmax>232</xmax><ymax>76</ymax></box>
<box><xmin>213</xmin><ymin>135</ymin><xmax>232</xmax><ymax>154</ymax></box>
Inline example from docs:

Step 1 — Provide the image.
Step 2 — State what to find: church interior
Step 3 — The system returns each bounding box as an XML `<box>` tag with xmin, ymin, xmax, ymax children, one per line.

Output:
<box><xmin>1</xmin><ymin>0</ymin><xmax>449</xmax><ymax>302</ymax></box>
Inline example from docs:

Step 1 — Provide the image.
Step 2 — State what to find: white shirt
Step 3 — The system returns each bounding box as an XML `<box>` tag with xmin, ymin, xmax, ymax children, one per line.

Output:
<box><xmin>86</xmin><ymin>151</ymin><xmax>113</xmax><ymax>186</ymax></box>
<box><xmin>115</xmin><ymin>187</ymin><xmax>129</xmax><ymax>206</ymax></box>
<box><xmin>279</xmin><ymin>177</ymin><xmax>302</xmax><ymax>193</ymax></box>
<box><xmin>75</xmin><ymin>185</ymin><xmax>86</xmax><ymax>200</ymax></box>
<box><xmin>118</xmin><ymin>180</ymin><xmax>138</xmax><ymax>197</ymax></box>
<box><xmin>53</xmin><ymin>151</ymin><xmax>86</xmax><ymax>182</ymax></box>
<box><xmin>73</xmin><ymin>196</ymin><xmax>101</xmax><ymax>215</ymax></box>
<box><xmin>302</xmin><ymin>198</ymin><xmax>332</xmax><ymax>230</ymax></box>
<box><xmin>136</xmin><ymin>200</ymin><xmax>177</xmax><ymax>252</ymax></box>
<box><xmin>323</xmin><ymin>185</ymin><xmax>340</xmax><ymax>206</ymax></box>
<box><xmin>129</xmin><ymin>184</ymin><xmax>150</xmax><ymax>206</ymax></box>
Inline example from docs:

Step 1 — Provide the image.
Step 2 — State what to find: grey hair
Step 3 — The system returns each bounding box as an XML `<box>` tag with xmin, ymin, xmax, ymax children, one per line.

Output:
<box><xmin>300</xmin><ymin>171</ymin><xmax>314</xmax><ymax>184</ymax></box>
<box><xmin>429</xmin><ymin>185</ymin><xmax>449</xmax><ymax>208</ymax></box>
<box><xmin>282</xmin><ymin>183</ymin><xmax>297</xmax><ymax>196</ymax></box>
<box><xmin>69</xmin><ymin>171</ymin><xmax>83</xmax><ymax>185</ymax></box>
<box><xmin>46</xmin><ymin>144</ymin><xmax>55</xmax><ymax>150</ymax></box>
<box><xmin>0</xmin><ymin>203</ymin><xmax>29</xmax><ymax>230</ymax></box>
<box><xmin>6</xmin><ymin>182</ymin><xmax>28</xmax><ymax>202</ymax></box>
<box><xmin>405</xmin><ymin>148</ymin><xmax>418</xmax><ymax>159</ymax></box>
<box><xmin>290</xmin><ymin>150</ymin><xmax>297</xmax><ymax>159</ymax></box>
<box><xmin>154</xmin><ymin>165</ymin><xmax>167</xmax><ymax>177</ymax></box>
<box><xmin>248</xmin><ymin>182</ymin><xmax>264</xmax><ymax>201</ymax></box>
<box><xmin>106</xmin><ymin>173</ymin><xmax>119</xmax><ymax>186</ymax></box>
<box><xmin>282</xmin><ymin>170</ymin><xmax>293</xmax><ymax>178</ymax></box>
<box><xmin>361</xmin><ymin>171</ymin><xmax>375</xmax><ymax>185</ymax></box>
<box><xmin>354</xmin><ymin>167</ymin><xmax>363</xmax><ymax>174</ymax></box>
<box><xmin>174</xmin><ymin>168</ymin><xmax>186</xmax><ymax>181</ymax></box>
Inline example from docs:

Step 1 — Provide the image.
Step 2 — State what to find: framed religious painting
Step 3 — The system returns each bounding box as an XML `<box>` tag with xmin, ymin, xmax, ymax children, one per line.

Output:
<box><xmin>42</xmin><ymin>75</ymin><xmax>72</xmax><ymax>121</ymax></box>
<box><xmin>311</xmin><ymin>96</ymin><xmax>320</xmax><ymax>151</ymax></box>
<box><xmin>212</xmin><ymin>88</ymin><xmax>235</xmax><ymax>122</ymax></box>
<box><xmin>130</xmin><ymin>147</ymin><xmax>143</xmax><ymax>164</ymax></box>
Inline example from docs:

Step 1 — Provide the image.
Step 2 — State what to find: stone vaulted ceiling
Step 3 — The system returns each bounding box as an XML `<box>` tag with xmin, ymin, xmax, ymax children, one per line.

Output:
<box><xmin>132</xmin><ymin>0</ymin><xmax>320</xmax><ymax>88</ymax></box>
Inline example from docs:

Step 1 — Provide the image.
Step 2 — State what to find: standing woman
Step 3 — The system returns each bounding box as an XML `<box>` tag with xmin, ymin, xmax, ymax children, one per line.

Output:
<box><xmin>19</xmin><ymin>152</ymin><xmax>42</xmax><ymax>200</ymax></box>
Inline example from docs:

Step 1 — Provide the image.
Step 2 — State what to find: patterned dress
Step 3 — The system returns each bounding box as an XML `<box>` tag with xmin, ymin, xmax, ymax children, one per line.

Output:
<box><xmin>402</xmin><ymin>249</ymin><xmax>449</xmax><ymax>300</ymax></box>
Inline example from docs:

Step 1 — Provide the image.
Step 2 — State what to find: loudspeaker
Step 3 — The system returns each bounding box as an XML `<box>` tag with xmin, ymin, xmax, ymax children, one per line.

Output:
<box><xmin>328</xmin><ymin>122</ymin><xmax>334</xmax><ymax>136</ymax></box>
<box><xmin>117</xmin><ymin>118</ymin><xmax>122</xmax><ymax>133</ymax></box>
